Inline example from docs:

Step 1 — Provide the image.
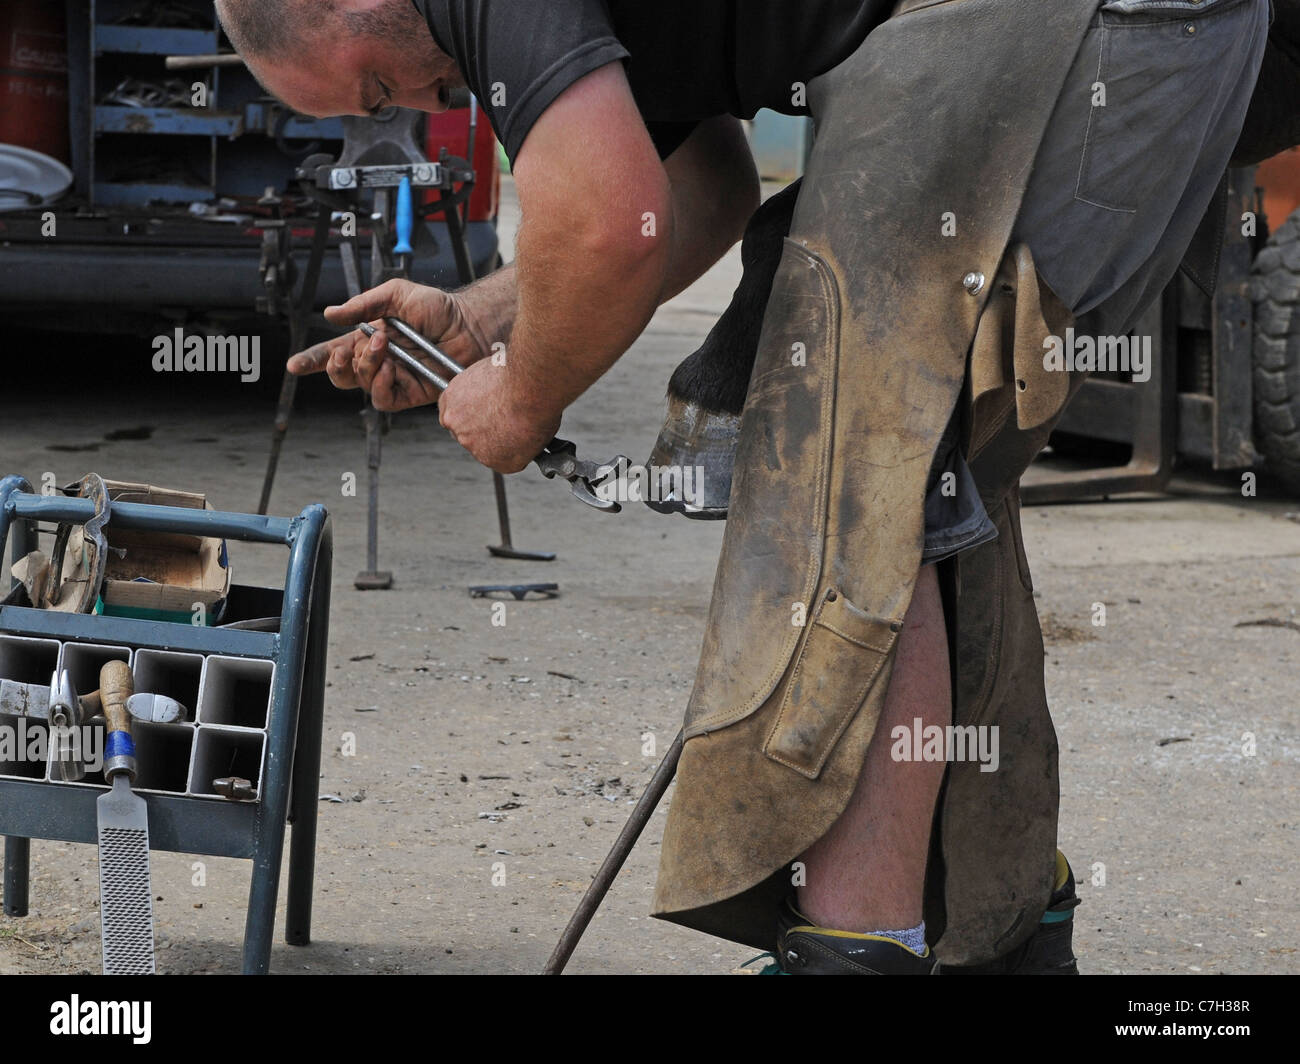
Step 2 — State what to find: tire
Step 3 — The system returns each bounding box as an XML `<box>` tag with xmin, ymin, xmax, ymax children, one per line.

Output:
<box><xmin>1251</xmin><ymin>207</ymin><xmax>1300</xmax><ymax>495</ymax></box>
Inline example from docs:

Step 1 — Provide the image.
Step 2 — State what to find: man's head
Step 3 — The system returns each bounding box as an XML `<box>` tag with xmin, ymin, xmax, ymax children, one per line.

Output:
<box><xmin>215</xmin><ymin>0</ymin><xmax>462</xmax><ymax>118</ymax></box>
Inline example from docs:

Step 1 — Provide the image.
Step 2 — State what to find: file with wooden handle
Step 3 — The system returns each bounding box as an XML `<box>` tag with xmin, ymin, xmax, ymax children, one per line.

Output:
<box><xmin>96</xmin><ymin>659</ymin><xmax>155</xmax><ymax>974</ymax></box>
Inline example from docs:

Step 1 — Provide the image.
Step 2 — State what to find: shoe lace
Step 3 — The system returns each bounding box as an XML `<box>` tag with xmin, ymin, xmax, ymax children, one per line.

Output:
<box><xmin>740</xmin><ymin>952</ymin><xmax>785</xmax><ymax>975</ymax></box>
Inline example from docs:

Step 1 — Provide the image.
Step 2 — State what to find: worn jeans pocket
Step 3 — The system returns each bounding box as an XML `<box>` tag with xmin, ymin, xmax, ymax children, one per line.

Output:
<box><xmin>1076</xmin><ymin>0</ymin><xmax>1262</xmax><ymax>213</ymax></box>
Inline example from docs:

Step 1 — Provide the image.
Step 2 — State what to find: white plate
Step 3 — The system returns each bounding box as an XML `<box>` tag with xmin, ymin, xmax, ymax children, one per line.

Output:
<box><xmin>0</xmin><ymin>144</ymin><xmax>73</xmax><ymax>212</ymax></box>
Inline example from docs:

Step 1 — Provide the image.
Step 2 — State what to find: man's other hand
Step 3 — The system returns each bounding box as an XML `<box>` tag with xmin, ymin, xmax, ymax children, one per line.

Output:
<box><xmin>287</xmin><ymin>279</ymin><xmax>494</xmax><ymax>412</ymax></box>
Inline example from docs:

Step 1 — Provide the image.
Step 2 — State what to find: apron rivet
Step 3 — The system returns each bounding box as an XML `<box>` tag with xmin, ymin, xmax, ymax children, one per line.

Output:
<box><xmin>963</xmin><ymin>271</ymin><xmax>986</xmax><ymax>295</ymax></box>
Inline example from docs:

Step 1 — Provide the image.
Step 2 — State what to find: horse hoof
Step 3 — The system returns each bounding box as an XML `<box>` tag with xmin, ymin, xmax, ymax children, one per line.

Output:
<box><xmin>644</xmin><ymin>394</ymin><xmax>739</xmax><ymax>520</ymax></box>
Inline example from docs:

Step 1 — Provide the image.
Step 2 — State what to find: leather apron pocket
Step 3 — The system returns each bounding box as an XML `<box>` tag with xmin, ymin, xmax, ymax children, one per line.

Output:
<box><xmin>763</xmin><ymin>587</ymin><xmax>902</xmax><ymax>778</ymax></box>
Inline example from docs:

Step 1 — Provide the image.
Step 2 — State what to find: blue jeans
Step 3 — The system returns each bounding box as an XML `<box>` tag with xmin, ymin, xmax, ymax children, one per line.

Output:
<box><xmin>924</xmin><ymin>0</ymin><xmax>1270</xmax><ymax>563</ymax></box>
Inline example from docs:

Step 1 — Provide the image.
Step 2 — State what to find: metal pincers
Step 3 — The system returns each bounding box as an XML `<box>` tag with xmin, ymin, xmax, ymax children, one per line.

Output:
<box><xmin>534</xmin><ymin>440</ymin><xmax>626</xmax><ymax>513</ymax></box>
<box><xmin>357</xmin><ymin>319</ymin><xmax>628</xmax><ymax>514</ymax></box>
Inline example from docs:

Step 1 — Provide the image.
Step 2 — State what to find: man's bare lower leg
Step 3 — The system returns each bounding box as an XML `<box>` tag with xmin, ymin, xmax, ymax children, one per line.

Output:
<box><xmin>796</xmin><ymin>563</ymin><xmax>949</xmax><ymax>932</ymax></box>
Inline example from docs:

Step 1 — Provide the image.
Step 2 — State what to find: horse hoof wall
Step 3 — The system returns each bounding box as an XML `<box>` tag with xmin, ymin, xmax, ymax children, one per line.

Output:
<box><xmin>644</xmin><ymin>395</ymin><xmax>738</xmax><ymax>520</ymax></box>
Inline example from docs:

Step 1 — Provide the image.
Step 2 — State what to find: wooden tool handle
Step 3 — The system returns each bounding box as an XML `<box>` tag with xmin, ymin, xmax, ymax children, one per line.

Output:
<box><xmin>100</xmin><ymin>660</ymin><xmax>134</xmax><ymax>737</ymax></box>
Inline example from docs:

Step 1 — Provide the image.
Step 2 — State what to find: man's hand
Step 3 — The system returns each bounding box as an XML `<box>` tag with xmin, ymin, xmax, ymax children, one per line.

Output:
<box><xmin>437</xmin><ymin>359</ymin><xmax>562</xmax><ymax>473</ymax></box>
<box><xmin>287</xmin><ymin>278</ymin><xmax>496</xmax><ymax>412</ymax></box>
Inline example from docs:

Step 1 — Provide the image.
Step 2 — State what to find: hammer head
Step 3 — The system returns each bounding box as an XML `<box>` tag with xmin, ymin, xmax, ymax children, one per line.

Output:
<box><xmin>47</xmin><ymin>669</ymin><xmax>86</xmax><ymax>782</ymax></box>
<box><xmin>0</xmin><ymin>678</ymin><xmax>51</xmax><ymax>719</ymax></box>
<box><xmin>79</xmin><ymin>690</ymin><xmax>189</xmax><ymax>724</ymax></box>
<box><xmin>47</xmin><ymin>669</ymin><xmax>80</xmax><ymax>727</ymax></box>
<box><xmin>125</xmin><ymin>693</ymin><xmax>187</xmax><ymax>725</ymax></box>
<box><xmin>212</xmin><ymin>777</ymin><xmax>257</xmax><ymax>801</ymax></box>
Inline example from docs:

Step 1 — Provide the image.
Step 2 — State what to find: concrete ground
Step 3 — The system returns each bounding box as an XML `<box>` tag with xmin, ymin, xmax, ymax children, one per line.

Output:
<box><xmin>0</xmin><ymin>181</ymin><xmax>1296</xmax><ymax>975</ymax></box>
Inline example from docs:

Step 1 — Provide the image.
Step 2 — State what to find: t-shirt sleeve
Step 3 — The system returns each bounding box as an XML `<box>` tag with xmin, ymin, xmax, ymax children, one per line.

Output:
<box><xmin>418</xmin><ymin>0</ymin><xmax>631</xmax><ymax>165</ymax></box>
<box><xmin>645</xmin><ymin>120</ymin><xmax>701</xmax><ymax>160</ymax></box>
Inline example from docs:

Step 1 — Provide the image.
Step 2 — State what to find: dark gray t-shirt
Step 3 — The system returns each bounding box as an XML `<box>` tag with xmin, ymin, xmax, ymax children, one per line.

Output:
<box><xmin>411</xmin><ymin>0</ymin><xmax>892</xmax><ymax>163</ymax></box>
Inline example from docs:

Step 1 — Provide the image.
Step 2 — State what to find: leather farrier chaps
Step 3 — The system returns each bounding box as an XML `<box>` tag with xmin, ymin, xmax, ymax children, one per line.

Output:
<box><xmin>652</xmin><ymin>0</ymin><xmax>1099</xmax><ymax>962</ymax></box>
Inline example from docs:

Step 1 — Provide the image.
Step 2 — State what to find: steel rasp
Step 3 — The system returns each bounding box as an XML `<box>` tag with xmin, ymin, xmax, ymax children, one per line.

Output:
<box><xmin>96</xmin><ymin>660</ymin><xmax>155</xmax><ymax>974</ymax></box>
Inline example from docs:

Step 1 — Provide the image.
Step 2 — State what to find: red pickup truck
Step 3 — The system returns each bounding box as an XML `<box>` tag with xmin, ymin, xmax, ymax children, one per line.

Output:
<box><xmin>0</xmin><ymin>0</ymin><xmax>499</xmax><ymax>330</ymax></box>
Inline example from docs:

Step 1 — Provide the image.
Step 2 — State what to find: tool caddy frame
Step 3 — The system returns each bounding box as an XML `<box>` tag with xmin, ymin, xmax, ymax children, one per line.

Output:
<box><xmin>0</xmin><ymin>474</ymin><xmax>332</xmax><ymax>974</ymax></box>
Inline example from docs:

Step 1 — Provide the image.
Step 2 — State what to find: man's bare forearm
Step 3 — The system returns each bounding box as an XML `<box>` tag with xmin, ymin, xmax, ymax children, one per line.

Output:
<box><xmin>457</xmin><ymin>262</ymin><xmax>519</xmax><ymax>353</ymax></box>
<box><xmin>505</xmin><ymin>195</ymin><xmax>672</xmax><ymax>418</ymax></box>
<box><xmin>449</xmin><ymin>90</ymin><xmax>752</xmax><ymax>423</ymax></box>
<box><xmin>461</xmin><ymin>122</ymin><xmax>756</xmax><ymax>355</ymax></box>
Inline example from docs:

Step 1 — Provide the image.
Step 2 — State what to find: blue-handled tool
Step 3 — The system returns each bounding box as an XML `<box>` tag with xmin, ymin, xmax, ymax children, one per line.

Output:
<box><xmin>393</xmin><ymin>175</ymin><xmax>414</xmax><ymax>259</ymax></box>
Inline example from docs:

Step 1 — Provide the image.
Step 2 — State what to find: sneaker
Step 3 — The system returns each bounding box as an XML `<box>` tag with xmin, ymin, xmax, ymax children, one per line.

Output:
<box><xmin>774</xmin><ymin>898</ymin><xmax>938</xmax><ymax>974</ymax></box>
<box><xmin>940</xmin><ymin>850</ymin><xmax>1081</xmax><ymax>975</ymax></box>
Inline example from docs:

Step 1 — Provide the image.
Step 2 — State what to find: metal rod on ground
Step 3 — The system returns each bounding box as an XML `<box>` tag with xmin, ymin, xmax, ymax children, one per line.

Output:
<box><xmin>543</xmin><ymin>729</ymin><xmax>684</xmax><ymax>975</ymax></box>
<box><xmin>3</xmin><ymin>498</ymin><xmax>35</xmax><ymax>917</ymax></box>
<box><xmin>2</xmin><ymin>840</ymin><xmax>28</xmax><ymax>917</ymax></box>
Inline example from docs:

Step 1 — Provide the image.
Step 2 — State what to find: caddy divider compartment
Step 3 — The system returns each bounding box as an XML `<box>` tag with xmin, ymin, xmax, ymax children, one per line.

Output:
<box><xmin>191</xmin><ymin>727</ymin><xmax>265</xmax><ymax>799</ymax></box>
<box><xmin>58</xmin><ymin>642</ymin><xmax>130</xmax><ymax>701</ymax></box>
<box><xmin>133</xmin><ymin>649</ymin><xmax>204</xmax><ymax>718</ymax></box>
<box><xmin>199</xmin><ymin>656</ymin><xmax>273</xmax><ymax>730</ymax></box>
<box><xmin>0</xmin><ymin>635</ymin><xmax>59</xmax><ymax>687</ymax></box>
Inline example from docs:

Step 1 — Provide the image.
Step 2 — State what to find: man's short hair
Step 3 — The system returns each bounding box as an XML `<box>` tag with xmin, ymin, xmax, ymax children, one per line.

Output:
<box><xmin>216</xmin><ymin>0</ymin><xmax>418</xmax><ymax>60</ymax></box>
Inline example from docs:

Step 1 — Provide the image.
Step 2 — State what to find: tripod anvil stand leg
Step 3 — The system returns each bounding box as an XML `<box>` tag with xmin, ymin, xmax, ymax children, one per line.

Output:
<box><xmin>354</xmin><ymin>188</ymin><xmax>397</xmax><ymax>590</ymax></box>
<box><xmin>438</xmin><ymin>197</ymin><xmax>556</xmax><ymax>564</ymax></box>
<box><xmin>258</xmin><ymin>199</ymin><xmax>332</xmax><ymax>517</ymax></box>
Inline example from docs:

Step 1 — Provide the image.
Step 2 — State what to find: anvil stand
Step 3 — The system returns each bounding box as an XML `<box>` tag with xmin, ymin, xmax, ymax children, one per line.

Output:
<box><xmin>256</xmin><ymin>108</ymin><xmax>554</xmax><ymax>589</ymax></box>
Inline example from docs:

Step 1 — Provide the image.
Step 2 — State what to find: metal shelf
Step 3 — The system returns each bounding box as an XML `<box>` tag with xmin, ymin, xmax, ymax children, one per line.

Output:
<box><xmin>93</xmin><ymin>25</ymin><xmax>217</xmax><ymax>56</ymax></box>
<box><xmin>91</xmin><ymin>180</ymin><xmax>214</xmax><ymax>206</ymax></box>
<box><xmin>94</xmin><ymin>105</ymin><xmax>244</xmax><ymax>137</ymax></box>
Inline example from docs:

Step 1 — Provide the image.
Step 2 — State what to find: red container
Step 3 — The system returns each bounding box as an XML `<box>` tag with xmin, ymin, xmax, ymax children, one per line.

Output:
<box><xmin>0</xmin><ymin>1</ymin><xmax>70</xmax><ymax>163</ymax></box>
<box><xmin>425</xmin><ymin>108</ymin><xmax>500</xmax><ymax>223</ymax></box>
<box><xmin>1258</xmin><ymin>148</ymin><xmax>1300</xmax><ymax>235</ymax></box>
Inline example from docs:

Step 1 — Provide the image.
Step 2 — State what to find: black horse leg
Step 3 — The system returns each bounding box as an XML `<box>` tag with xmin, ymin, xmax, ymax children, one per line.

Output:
<box><xmin>646</xmin><ymin>179</ymin><xmax>800</xmax><ymax>518</ymax></box>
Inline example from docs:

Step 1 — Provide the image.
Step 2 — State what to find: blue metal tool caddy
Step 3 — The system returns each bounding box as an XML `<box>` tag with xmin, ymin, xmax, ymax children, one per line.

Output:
<box><xmin>0</xmin><ymin>475</ymin><xmax>332</xmax><ymax>974</ymax></box>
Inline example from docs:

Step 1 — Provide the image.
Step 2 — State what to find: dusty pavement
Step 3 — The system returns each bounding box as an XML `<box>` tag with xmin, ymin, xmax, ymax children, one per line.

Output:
<box><xmin>1</xmin><ymin>180</ymin><xmax>1297</xmax><ymax>975</ymax></box>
